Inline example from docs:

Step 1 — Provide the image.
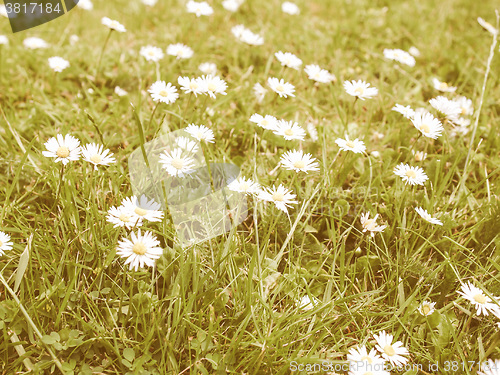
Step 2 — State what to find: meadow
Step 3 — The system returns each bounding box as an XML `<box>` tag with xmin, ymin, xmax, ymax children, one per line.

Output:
<box><xmin>0</xmin><ymin>0</ymin><xmax>500</xmax><ymax>374</ymax></box>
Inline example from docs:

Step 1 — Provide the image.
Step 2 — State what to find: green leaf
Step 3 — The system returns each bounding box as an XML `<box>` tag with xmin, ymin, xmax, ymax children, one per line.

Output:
<box><xmin>41</xmin><ymin>335</ymin><xmax>57</xmax><ymax>345</ymax></box>
<box><xmin>123</xmin><ymin>347</ymin><xmax>135</xmax><ymax>362</ymax></box>
<box><xmin>14</xmin><ymin>235</ymin><xmax>32</xmax><ymax>293</ymax></box>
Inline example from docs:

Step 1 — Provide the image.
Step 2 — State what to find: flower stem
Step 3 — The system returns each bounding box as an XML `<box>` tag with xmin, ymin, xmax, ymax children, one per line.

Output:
<box><xmin>148</xmin><ymin>102</ymin><xmax>160</xmax><ymax>130</ymax></box>
<box><xmin>95</xmin><ymin>29</ymin><xmax>113</xmax><ymax>83</ymax></box>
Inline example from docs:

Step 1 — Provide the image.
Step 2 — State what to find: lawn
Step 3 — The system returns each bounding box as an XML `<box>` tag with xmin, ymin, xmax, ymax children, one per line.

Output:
<box><xmin>0</xmin><ymin>0</ymin><xmax>500</xmax><ymax>374</ymax></box>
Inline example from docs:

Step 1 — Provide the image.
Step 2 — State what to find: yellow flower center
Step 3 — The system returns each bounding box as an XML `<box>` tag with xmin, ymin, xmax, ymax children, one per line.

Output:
<box><xmin>293</xmin><ymin>160</ymin><xmax>306</xmax><ymax>169</ymax></box>
<box><xmin>361</xmin><ymin>355</ymin><xmax>373</xmax><ymax>364</ymax></box>
<box><xmin>148</xmin><ymin>51</ymin><xmax>155</xmax><ymax>56</ymax></box>
<box><xmin>240</xmin><ymin>183</ymin><xmax>249</xmax><ymax>191</ymax></box>
<box><xmin>272</xmin><ymin>192</ymin><xmax>285</xmax><ymax>202</ymax></box>
<box><xmin>284</xmin><ymin>129</ymin><xmax>294</xmax><ymax>136</ymax></box>
<box><xmin>473</xmin><ymin>293</ymin><xmax>487</xmax><ymax>304</ymax></box>
<box><xmin>132</xmin><ymin>242</ymin><xmax>147</xmax><ymax>255</ymax></box>
<box><xmin>134</xmin><ymin>207</ymin><xmax>148</xmax><ymax>217</ymax></box>
<box><xmin>422</xmin><ymin>304</ymin><xmax>431</xmax><ymax>315</ymax></box>
<box><xmin>56</xmin><ymin>146</ymin><xmax>70</xmax><ymax>158</ymax></box>
<box><xmin>439</xmin><ymin>82</ymin><xmax>449</xmax><ymax>90</ymax></box>
<box><xmin>383</xmin><ymin>345</ymin><xmax>396</xmax><ymax>356</ymax></box>
<box><xmin>346</xmin><ymin>141</ymin><xmax>356</xmax><ymax>148</ymax></box>
<box><xmin>461</xmin><ymin>107</ymin><xmax>467</xmax><ymax>115</ymax></box>
<box><xmin>90</xmin><ymin>154</ymin><xmax>102</xmax><ymax>164</ymax></box>
<box><xmin>118</xmin><ymin>213</ymin><xmax>131</xmax><ymax>222</ymax></box>
<box><xmin>189</xmin><ymin>82</ymin><xmax>199</xmax><ymax>90</ymax></box>
<box><xmin>171</xmin><ymin>158</ymin><xmax>184</xmax><ymax>170</ymax></box>
<box><xmin>405</xmin><ymin>170</ymin><xmax>417</xmax><ymax>179</ymax></box>
<box><xmin>159</xmin><ymin>90</ymin><xmax>169</xmax><ymax>97</ymax></box>
<box><xmin>276</xmin><ymin>84</ymin><xmax>284</xmax><ymax>92</ymax></box>
<box><xmin>207</xmin><ymin>83</ymin><xmax>216</xmax><ymax>91</ymax></box>
<box><xmin>0</xmin><ymin>240</ymin><xmax>3</xmax><ymax>247</ymax></box>
<box><xmin>261</xmin><ymin>119</ymin><xmax>268</xmax><ymax>126</ymax></box>
<box><xmin>354</xmin><ymin>87</ymin><xmax>364</xmax><ymax>95</ymax></box>
<box><xmin>365</xmin><ymin>372</ymin><xmax>374</xmax><ymax>375</ymax></box>
<box><xmin>420</xmin><ymin>124</ymin><xmax>430</xmax><ymax>133</ymax></box>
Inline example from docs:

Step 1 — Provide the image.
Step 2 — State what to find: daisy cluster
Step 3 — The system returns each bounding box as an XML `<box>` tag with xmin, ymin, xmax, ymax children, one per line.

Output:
<box><xmin>347</xmin><ymin>330</ymin><xmax>410</xmax><ymax>373</ymax></box>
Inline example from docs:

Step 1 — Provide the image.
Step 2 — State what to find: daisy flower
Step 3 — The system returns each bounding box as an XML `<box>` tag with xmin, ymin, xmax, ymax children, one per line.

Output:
<box><xmin>121</xmin><ymin>195</ymin><xmax>164</xmax><ymax>222</ymax></box>
<box><xmin>478</xmin><ymin>359</ymin><xmax>500</xmax><ymax>375</ymax></box>
<box><xmin>185</xmin><ymin>124</ymin><xmax>215</xmax><ymax>143</ymax></box>
<box><xmin>343</xmin><ymin>80</ymin><xmax>378</xmax><ymax>100</ymax></box>
<box><xmin>198</xmin><ymin>62</ymin><xmax>217</xmax><ymax>75</ymax></box>
<box><xmin>454</xmin><ymin>96</ymin><xmax>474</xmax><ymax>116</ymax></box>
<box><xmin>411</xmin><ymin>150</ymin><xmax>427</xmax><ymax>162</ymax></box>
<box><xmin>177</xmin><ymin>76</ymin><xmax>204</xmax><ymax>96</ymax></box>
<box><xmin>429</xmin><ymin>96</ymin><xmax>461</xmax><ymax>121</ymax></box>
<box><xmin>23</xmin><ymin>37</ymin><xmax>49</xmax><ymax>49</ymax></box>
<box><xmin>227</xmin><ymin>176</ymin><xmax>261</xmax><ymax>195</ymax></box>
<box><xmin>249</xmin><ymin>114</ymin><xmax>278</xmax><ymax>130</ymax></box>
<box><xmin>280</xmin><ymin>149</ymin><xmax>320</xmax><ymax>173</ymax></box>
<box><xmin>373</xmin><ymin>331</ymin><xmax>409</xmax><ymax>366</ymax></box>
<box><xmin>101</xmin><ymin>17</ymin><xmax>126</xmax><ymax>32</ymax></box>
<box><xmin>458</xmin><ymin>282</ymin><xmax>499</xmax><ymax>317</ymax></box>
<box><xmin>186</xmin><ymin>0</ymin><xmax>213</xmax><ymax>17</ymax></box>
<box><xmin>267</xmin><ymin>77</ymin><xmax>295</xmax><ymax>98</ymax></box>
<box><xmin>81</xmin><ymin>143</ymin><xmax>116</xmax><ymax>169</ymax></box>
<box><xmin>282</xmin><ymin>1</ymin><xmax>300</xmax><ymax>15</ymax></box>
<box><xmin>417</xmin><ymin>300</ymin><xmax>436</xmax><ymax>316</ymax></box>
<box><xmin>273</xmin><ymin>120</ymin><xmax>306</xmax><ymax>141</ymax></box>
<box><xmin>360</xmin><ymin>212</ymin><xmax>387</xmax><ymax>237</ymax></box>
<box><xmin>148</xmin><ymin>81</ymin><xmax>179</xmax><ymax>104</ymax></box>
<box><xmin>42</xmin><ymin>134</ymin><xmax>81</xmax><ymax>165</ymax></box>
<box><xmin>258</xmin><ymin>184</ymin><xmax>298</xmax><ymax>213</ymax></box>
<box><xmin>253</xmin><ymin>83</ymin><xmax>267</xmax><ymax>103</ymax></box>
<box><xmin>107</xmin><ymin>206</ymin><xmax>143</xmax><ymax>229</ymax></box>
<box><xmin>296</xmin><ymin>295</ymin><xmax>320</xmax><ymax>311</ymax></box>
<box><xmin>408</xmin><ymin>46</ymin><xmax>421</xmax><ymax>57</ymax></box>
<box><xmin>159</xmin><ymin>148</ymin><xmax>196</xmax><ymax>178</ymax></box>
<box><xmin>48</xmin><ymin>57</ymin><xmax>70</xmax><ymax>73</ymax></box>
<box><xmin>411</xmin><ymin>111</ymin><xmax>444</xmax><ymax>139</ymax></box>
<box><xmin>304</xmin><ymin>64</ymin><xmax>336</xmax><ymax>83</ymax></box>
<box><xmin>306</xmin><ymin>119</ymin><xmax>319</xmax><ymax>141</ymax></box>
<box><xmin>175</xmin><ymin>136</ymin><xmax>199</xmax><ymax>153</ymax></box>
<box><xmin>198</xmin><ymin>75</ymin><xmax>228</xmax><ymax>98</ymax></box>
<box><xmin>77</xmin><ymin>0</ymin><xmax>93</xmax><ymax>10</ymax></box>
<box><xmin>394</xmin><ymin>163</ymin><xmax>428</xmax><ymax>186</ymax></box>
<box><xmin>335</xmin><ymin>136</ymin><xmax>366</xmax><ymax>154</ymax></box>
<box><xmin>166</xmin><ymin>43</ymin><xmax>193</xmax><ymax>59</ymax></box>
<box><xmin>383</xmin><ymin>48</ymin><xmax>415</xmax><ymax>67</ymax></box>
<box><xmin>275</xmin><ymin>51</ymin><xmax>302</xmax><ymax>70</ymax></box>
<box><xmin>231</xmin><ymin>25</ymin><xmax>264</xmax><ymax>46</ymax></box>
<box><xmin>222</xmin><ymin>0</ymin><xmax>244</xmax><ymax>12</ymax></box>
<box><xmin>116</xmin><ymin>230</ymin><xmax>163</xmax><ymax>271</ymax></box>
<box><xmin>392</xmin><ymin>104</ymin><xmax>415</xmax><ymax>119</ymax></box>
<box><xmin>0</xmin><ymin>35</ymin><xmax>8</xmax><ymax>45</ymax></box>
<box><xmin>114</xmin><ymin>86</ymin><xmax>128</xmax><ymax>96</ymax></box>
<box><xmin>0</xmin><ymin>231</ymin><xmax>13</xmax><ymax>256</ymax></box>
<box><xmin>415</xmin><ymin>207</ymin><xmax>443</xmax><ymax>226</ymax></box>
<box><xmin>347</xmin><ymin>345</ymin><xmax>385</xmax><ymax>366</ymax></box>
<box><xmin>140</xmin><ymin>45</ymin><xmax>164</xmax><ymax>62</ymax></box>
<box><xmin>432</xmin><ymin>78</ymin><xmax>456</xmax><ymax>93</ymax></box>
<box><xmin>69</xmin><ymin>35</ymin><xmax>79</xmax><ymax>45</ymax></box>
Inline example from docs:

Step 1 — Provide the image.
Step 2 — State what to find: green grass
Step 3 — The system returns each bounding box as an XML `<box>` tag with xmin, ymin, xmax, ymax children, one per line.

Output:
<box><xmin>1</xmin><ymin>0</ymin><xmax>500</xmax><ymax>374</ymax></box>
